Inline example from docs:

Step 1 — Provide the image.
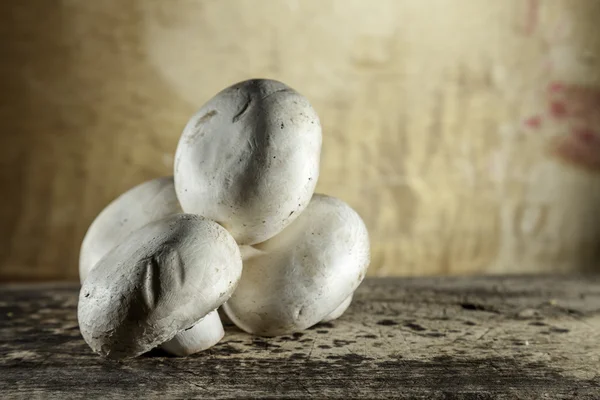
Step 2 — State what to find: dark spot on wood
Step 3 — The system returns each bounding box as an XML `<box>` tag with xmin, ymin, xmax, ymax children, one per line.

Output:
<box><xmin>460</xmin><ymin>302</ymin><xmax>499</xmax><ymax>313</ymax></box>
<box><xmin>326</xmin><ymin>354</ymin><xmax>371</xmax><ymax>363</ymax></box>
<box><xmin>311</xmin><ymin>322</ymin><xmax>334</xmax><ymax>329</ymax></box>
<box><xmin>279</xmin><ymin>333</ymin><xmax>305</xmax><ymax>342</ymax></box>
<box><xmin>356</xmin><ymin>334</ymin><xmax>377</xmax><ymax>339</ymax></box>
<box><xmin>426</xmin><ymin>332</ymin><xmax>446</xmax><ymax>338</ymax></box>
<box><xmin>377</xmin><ymin>319</ymin><xmax>398</xmax><ymax>326</ymax></box>
<box><xmin>280</xmin><ymin>122</ymin><xmax>284</xmax><ymax>129</ymax></box>
<box><xmin>251</xmin><ymin>338</ymin><xmax>279</xmax><ymax>349</ymax></box>
<box><xmin>404</xmin><ymin>322</ymin><xmax>427</xmax><ymax>332</ymax></box>
<box><xmin>270</xmin><ymin>348</ymin><xmax>287</xmax><ymax>353</ymax></box>
<box><xmin>316</xmin><ymin>330</ymin><xmax>329</xmax><ymax>334</ymax></box>
<box><xmin>289</xmin><ymin>353</ymin><xmax>305</xmax><ymax>360</ymax></box>
<box><xmin>463</xmin><ymin>321</ymin><xmax>477</xmax><ymax>326</ymax></box>
<box><xmin>299</xmin><ymin>339</ymin><xmax>312</xmax><ymax>343</ymax></box>
<box><xmin>431</xmin><ymin>355</ymin><xmax>453</xmax><ymax>363</ymax></box>
<box><xmin>333</xmin><ymin>340</ymin><xmax>355</xmax><ymax>347</ymax></box>
<box><xmin>211</xmin><ymin>344</ymin><xmax>244</xmax><ymax>356</ymax></box>
<box><xmin>317</xmin><ymin>345</ymin><xmax>331</xmax><ymax>349</ymax></box>
<box><xmin>529</xmin><ymin>321</ymin><xmax>547</xmax><ymax>326</ymax></box>
<box><xmin>564</xmin><ymin>308</ymin><xmax>584</xmax><ymax>316</ymax></box>
<box><xmin>549</xmin><ymin>327</ymin><xmax>570</xmax><ymax>334</ymax></box>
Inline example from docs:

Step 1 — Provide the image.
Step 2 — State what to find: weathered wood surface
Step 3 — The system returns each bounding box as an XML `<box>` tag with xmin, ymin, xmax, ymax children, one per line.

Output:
<box><xmin>1</xmin><ymin>276</ymin><xmax>599</xmax><ymax>399</ymax></box>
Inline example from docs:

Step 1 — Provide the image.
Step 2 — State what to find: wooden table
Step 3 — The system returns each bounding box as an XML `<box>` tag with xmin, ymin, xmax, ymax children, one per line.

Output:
<box><xmin>1</xmin><ymin>276</ymin><xmax>599</xmax><ymax>399</ymax></box>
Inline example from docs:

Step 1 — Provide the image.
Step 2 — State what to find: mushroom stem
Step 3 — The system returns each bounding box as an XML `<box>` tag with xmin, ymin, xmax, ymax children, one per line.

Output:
<box><xmin>321</xmin><ymin>295</ymin><xmax>353</xmax><ymax>323</ymax></box>
<box><xmin>160</xmin><ymin>310</ymin><xmax>224</xmax><ymax>356</ymax></box>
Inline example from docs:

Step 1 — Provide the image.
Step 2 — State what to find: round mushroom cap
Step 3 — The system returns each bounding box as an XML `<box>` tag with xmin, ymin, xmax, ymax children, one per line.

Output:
<box><xmin>174</xmin><ymin>79</ymin><xmax>322</xmax><ymax>245</ymax></box>
<box><xmin>79</xmin><ymin>176</ymin><xmax>181</xmax><ymax>283</ymax></box>
<box><xmin>223</xmin><ymin>194</ymin><xmax>370</xmax><ymax>336</ymax></box>
<box><xmin>78</xmin><ymin>214</ymin><xmax>242</xmax><ymax>359</ymax></box>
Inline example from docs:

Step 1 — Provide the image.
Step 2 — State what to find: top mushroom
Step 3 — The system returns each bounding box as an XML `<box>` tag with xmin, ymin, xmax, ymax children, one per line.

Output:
<box><xmin>174</xmin><ymin>79</ymin><xmax>322</xmax><ymax>245</ymax></box>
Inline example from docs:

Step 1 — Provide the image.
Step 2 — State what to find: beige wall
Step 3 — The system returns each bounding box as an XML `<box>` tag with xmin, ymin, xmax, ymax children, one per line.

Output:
<box><xmin>1</xmin><ymin>0</ymin><xmax>600</xmax><ymax>281</ymax></box>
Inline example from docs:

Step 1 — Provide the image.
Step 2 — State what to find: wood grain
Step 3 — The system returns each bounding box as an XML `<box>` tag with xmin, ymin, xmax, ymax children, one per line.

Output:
<box><xmin>1</xmin><ymin>276</ymin><xmax>599</xmax><ymax>398</ymax></box>
<box><xmin>2</xmin><ymin>1</ymin><xmax>600</xmax><ymax>280</ymax></box>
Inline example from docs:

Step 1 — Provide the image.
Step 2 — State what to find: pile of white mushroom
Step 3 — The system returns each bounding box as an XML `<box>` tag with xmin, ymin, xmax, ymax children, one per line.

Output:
<box><xmin>77</xmin><ymin>79</ymin><xmax>370</xmax><ymax>359</ymax></box>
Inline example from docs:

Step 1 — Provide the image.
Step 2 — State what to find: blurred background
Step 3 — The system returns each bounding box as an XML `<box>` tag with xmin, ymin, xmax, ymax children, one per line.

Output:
<box><xmin>1</xmin><ymin>0</ymin><xmax>600</xmax><ymax>281</ymax></box>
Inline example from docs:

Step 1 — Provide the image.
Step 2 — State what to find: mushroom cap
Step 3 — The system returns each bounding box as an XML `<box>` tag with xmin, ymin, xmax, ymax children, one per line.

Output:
<box><xmin>78</xmin><ymin>214</ymin><xmax>242</xmax><ymax>359</ymax></box>
<box><xmin>174</xmin><ymin>79</ymin><xmax>322</xmax><ymax>245</ymax></box>
<box><xmin>79</xmin><ymin>176</ymin><xmax>181</xmax><ymax>283</ymax></box>
<box><xmin>223</xmin><ymin>194</ymin><xmax>370</xmax><ymax>336</ymax></box>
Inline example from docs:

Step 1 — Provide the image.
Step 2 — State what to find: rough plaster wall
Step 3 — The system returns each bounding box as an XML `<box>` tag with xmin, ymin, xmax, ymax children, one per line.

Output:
<box><xmin>1</xmin><ymin>0</ymin><xmax>599</xmax><ymax>280</ymax></box>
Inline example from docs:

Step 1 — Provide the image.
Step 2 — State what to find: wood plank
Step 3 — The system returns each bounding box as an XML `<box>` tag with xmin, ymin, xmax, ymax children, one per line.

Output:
<box><xmin>1</xmin><ymin>276</ymin><xmax>599</xmax><ymax>398</ymax></box>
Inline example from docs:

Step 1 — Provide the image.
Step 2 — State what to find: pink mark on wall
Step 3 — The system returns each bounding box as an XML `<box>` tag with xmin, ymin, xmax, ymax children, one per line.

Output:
<box><xmin>552</xmin><ymin>128</ymin><xmax>600</xmax><ymax>172</ymax></box>
<box><xmin>548</xmin><ymin>82</ymin><xmax>564</xmax><ymax>94</ymax></box>
<box><xmin>523</xmin><ymin>115</ymin><xmax>542</xmax><ymax>129</ymax></box>
<box><xmin>545</xmin><ymin>81</ymin><xmax>600</xmax><ymax>171</ymax></box>
<box><xmin>548</xmin><ymin>82</ymin><xmax>600</xmax><ymax>119</ymax></box>
<box><xmin>549</xmin><ymin>101</ymin><xmax>568</xmax><ymax>119</ymax></box>
<box><xmin>524</xmin><ymin>0</ymin><xmax>540</xmax><ymax>36</ymax></box>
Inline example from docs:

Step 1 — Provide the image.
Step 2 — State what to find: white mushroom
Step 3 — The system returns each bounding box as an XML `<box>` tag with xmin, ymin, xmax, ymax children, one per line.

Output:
<box><xmin>79</xmin><ymin>177</ymin><xmax>229</xmax><ymax>356</ymax></box>
<box><xmin>79</xmin><ymin>176</ymin><xmax>181</xmax><ymax>283</ymax></box>
<box><xmin>321</xmin><ymin>295</ymin><xmax>353</xmax><ymax>323</ymax></box>
<box><xmin>78</xmin><ymin>214</ymin><xmax>242</xmax><ymax>359</ymax></box>
<box><xmin>237</xmin><ymin>245</ymin><xmax>353</xmax><ymax>324</ymax></box>
<box><xmin>223</xmin><ymin>194</ymin><xmax>370</xmax><ymax>336</ymax></box>
<box><xmin>174</xmin><ymin>79</ymin><xmax>322</xmax><ymax>245</ymax></box>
